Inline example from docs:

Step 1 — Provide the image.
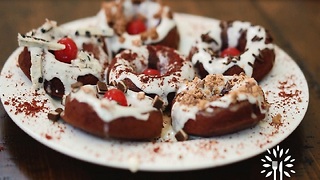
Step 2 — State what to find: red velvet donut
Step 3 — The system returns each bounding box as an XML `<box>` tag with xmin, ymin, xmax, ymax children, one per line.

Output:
<box><xmin>107</xmin><ymin>45</ymin><xmax>195</xmax><ymax>106</ymax></box>
<box><xmin>171</xmin><ymin>73</ymin><xmax>269</xmax><ymax>137</ymax></box>
<box><xmin>98</xmin><ymin>0</ymin><xmax>180</xmax><ymax>55</ymax></box>
<box><xmin>61</xmin><ymin>83</ymin><xmax>163</xmax><ymax>140</ymax></box>
<box><xmin>188</xmin><ymin>20</ymin><xmax>275</xmax><ymax>82</ymax></box>
<box><xmin>17</xmin><ymin>20</ymin><xmax>109</xmax><ymax>98</ymax></box>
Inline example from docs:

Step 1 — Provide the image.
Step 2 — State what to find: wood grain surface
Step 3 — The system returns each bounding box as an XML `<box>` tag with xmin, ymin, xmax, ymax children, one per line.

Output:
<box><xmin>0</xmin><ymin>0</ymin><xmax>319</xmax><ymax>179</ymax></box>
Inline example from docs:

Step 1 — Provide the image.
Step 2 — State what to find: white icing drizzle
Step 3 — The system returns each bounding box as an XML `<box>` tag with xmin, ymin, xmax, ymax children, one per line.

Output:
<box><xmin>97</xmin><ymin>0</ymin><xmax>176</xmax><ymax>53</ymax></box>
<box><xmin>108</xmin><ymin>46</ymin><xmax>195</xmax><ymax>105</ymax></box>
<box><xmin>190</xmin><ymin>20</ymin><xmax>274</xmax><ymax>77</ymax></box>
<box><xmin>17</xmin><ymin>19</ymin><xmax>108</xmax><ymax>94</ymax></box>
<box><xmin>171</xmin><ymin>74</ymin><xmax>268</xmax><ymax>133</ymax></box>
<box><xmin>69</xmin><ymin>85</ymin><xmax>158</xmax><ymax>122</ymax></box>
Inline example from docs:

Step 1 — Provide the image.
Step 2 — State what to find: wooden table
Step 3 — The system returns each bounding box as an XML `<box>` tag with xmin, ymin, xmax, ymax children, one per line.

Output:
<box><xmin>0</xmin><ymin>0</ymin><xmax>319</xmax><ymax>179</ymax></box>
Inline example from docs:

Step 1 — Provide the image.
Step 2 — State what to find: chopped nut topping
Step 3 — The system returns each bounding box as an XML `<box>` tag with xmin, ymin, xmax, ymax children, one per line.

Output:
<box><xmin>137</xmin><ymin>92</ymin><xmax>145</xmax><ymax>100</ymax></box>
<box><xmin>71</xmin><ymin>81</ymin><xmax>83</xmax><ymax>89</ymax></box>
<box><xmin>272</xmin><ymin>113</ymin><xmax>282</xmax><ymax>124</ymax></box>
<box><xmin>149</xmin><ymin>28</ymin><xmax>159</xmax><ymax>40</ymax></box>
<box><xmin>119</xmin><ymin>36</ymin><xmax>125</xmax><ymax>43</ymax></box>
<box><xmin>175</xmin><ymin>74</ymin><xmax>264</xmax><ymax>110</ymax></box>
<box><xmin>132</xmin><ymin>39</ymin><xmax>142</xmax><ymax>46</ymax></box>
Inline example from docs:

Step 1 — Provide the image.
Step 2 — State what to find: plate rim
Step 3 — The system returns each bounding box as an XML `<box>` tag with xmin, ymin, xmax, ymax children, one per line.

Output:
<box><xmin>0</xmin><ymin>13</ymin><xmax>309</xmax><ymax>172</ymax></box>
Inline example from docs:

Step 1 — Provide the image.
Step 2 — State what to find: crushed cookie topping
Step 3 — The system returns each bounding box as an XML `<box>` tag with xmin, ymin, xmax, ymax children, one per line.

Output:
<box><xmin>102</xmin><ymin>0</ymin><xmax>168</xmax><ymax>40</ymax></box>
<box><xmin>102</xmin><ymin>1</ymin><xmax>127</xmax><ymax>35</ymax></box>
<box><xmin>175</xmin><ymin>75</ymin><xmax>225</xmax><ymax>109</ymax></box>
<box><xmin>141</xmin><ymin>27</ymin><xmax>159</xmax><ymax>41</ymax></box>
<box><xmin>176</xmin><ymin>74</ymin><xmax>264</xmax><ymax>109</ymax></box>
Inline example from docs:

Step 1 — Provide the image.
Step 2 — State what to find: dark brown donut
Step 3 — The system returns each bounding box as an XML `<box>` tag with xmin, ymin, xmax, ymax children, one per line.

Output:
<box><xmin>107</xmin><ymin>45</ymin><xmax>195</xmax><ymax>107</ymax></box>
<box><xmin>100</xmin><ymin>0</ymin><xmax>180</xmax><ymax>54</ymax></box>
<box><xmin>188</xmin><ymin>20</ymin><xmax>275</xmax><ymax>82</ymax></box>
<box><xmin>17</xmin><ymin>20</ymin><xmax>109</xmax><ymax>98</ymax></box>
<box><xmin>171</xmin><ymin>73</ymin><xmax>269</xmax><ymax>137</ymax></box>
<box><xmin>183</xmin><ymin>101</ymin><xmax>265</xmax><ymax>136</ymax></box>
<box><xmin>61</xmin><ymin>84</ymin><xmax>163</xmax><ymax>140</ymax></box>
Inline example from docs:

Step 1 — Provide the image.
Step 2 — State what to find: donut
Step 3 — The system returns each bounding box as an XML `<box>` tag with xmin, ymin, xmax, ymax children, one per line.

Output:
<box><xmin>171</xmin><ymin>73</ymin><xmax>269</xmax><ymax>137</ymax></box>
<box><xmin>98</xmin><ymin>0</ymin><xmax>180</xmax><ymax>55</ymax></box>
<box><xmin>17</xmin><ymin>20</ymin><xmax>110</xmax><ymax>98</ymax></box>
<box><xmin>107</xmin><ymin>45</ymin><xmax>195</xmax><ymax>106</ymax></box>
<box><xmin>188</xmin><ymin>20</ymin><xmax>275</xmax><ymax>82</ymax></box>
<box><xmin>61</xmin><ymin>82</ymin><xmax>163</xmax><ymax>140</ymax></box>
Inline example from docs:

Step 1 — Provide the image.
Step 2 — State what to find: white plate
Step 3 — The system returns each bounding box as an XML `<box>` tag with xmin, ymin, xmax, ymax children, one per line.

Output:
<box><xmin>0</xmin><ymin>13</ymin><xmax>309</xmax><ymax>172</ymax></box>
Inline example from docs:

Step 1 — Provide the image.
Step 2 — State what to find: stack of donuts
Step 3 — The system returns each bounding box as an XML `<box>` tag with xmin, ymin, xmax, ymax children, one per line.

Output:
<box><xmin>17</xmin><ymin>0</ymin><xmax>274</xmax><ymax>141</ymax></box>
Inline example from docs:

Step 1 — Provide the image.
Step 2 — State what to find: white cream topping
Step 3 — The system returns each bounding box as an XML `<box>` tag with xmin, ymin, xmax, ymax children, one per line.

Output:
<box><xmin>69</xmin><ymin>85</ymin><xmax>158</xmax><ymax>122</ymax></box>
<box><xmin>108</xmin><ymin>46</ymin><xmax>195</xmax><ymax>105</ymax></box>
<box><xmin>171</xmin><ymin>74</ymin><xmax>268</xmax><ymax>133</ymax></box>
<box><xmin>190</xmin><ymin>20</ymin><xmax>274</xmax><ymax>78</ymax></box>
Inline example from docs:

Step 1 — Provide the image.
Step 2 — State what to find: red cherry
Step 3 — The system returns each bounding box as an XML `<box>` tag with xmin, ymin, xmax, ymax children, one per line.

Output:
<box><xmin>54</xmin><ymin>37</ymin><xmax>78</xmax><ymax>63</ymax></box>
<box><xmin>142</xmin><ymin>68</ymin><xmax>161</xmax><ymax>76</ymax></box>
<box><xmin>104</xmin><ymin>89</ymin><xmax>128</xmax><ymax>106</ymax></box>
<box><xmin>220</xmin><ymin>47</ymin><xmax>241</xmax><ymax>57</ymax></box>
<box><xmin>126</xmin><ymin>19</ymin><xmax>147</xmax><ymax>35</ymax></box>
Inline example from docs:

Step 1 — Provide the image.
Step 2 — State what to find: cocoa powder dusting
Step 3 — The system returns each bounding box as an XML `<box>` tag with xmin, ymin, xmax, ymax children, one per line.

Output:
<box><xmin>4</xmin><ymin>95</ymin><xmax>49</xmax><ymax>117</ymax></box>
<box><xmin>45</xmin><ymin>134</ymin><xmax>53</xmax><ymax>140</ymax></box>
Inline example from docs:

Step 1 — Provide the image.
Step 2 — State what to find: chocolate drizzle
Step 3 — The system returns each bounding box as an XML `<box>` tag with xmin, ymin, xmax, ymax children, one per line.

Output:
<box><xmin>220</xmin><ymin>81</ymin><xmax>233</xmax><ymax>96</ymax></box>
<box><xmin>252</xmin><ymin>52</ymin><xmax>264</xmax><ymax>63</ymax></box>
<box><xmin>201</xmin><ymin>32</ymin><xmax>218</xmax><ymax>45</ymax></box>
<box><xmin>251</xmin><ymin>35</ymin><xmax>263</xmax><ymax>42</ymax></box>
